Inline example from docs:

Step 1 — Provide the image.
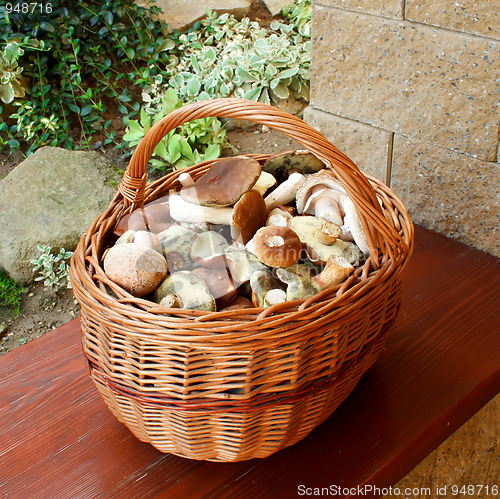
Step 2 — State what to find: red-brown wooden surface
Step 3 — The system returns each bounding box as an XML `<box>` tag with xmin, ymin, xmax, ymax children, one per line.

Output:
<box><xmin>1</xmin><ymin>225</ymin><xmax>499</xmax><ymax>499</ymax></box>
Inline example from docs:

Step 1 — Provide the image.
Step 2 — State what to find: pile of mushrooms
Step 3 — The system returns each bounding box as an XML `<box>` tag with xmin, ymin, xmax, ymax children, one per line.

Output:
<box><xmin>103</xmin><ymin>152</ymin><xmax>372</xmax><ymax>312</ymax></box>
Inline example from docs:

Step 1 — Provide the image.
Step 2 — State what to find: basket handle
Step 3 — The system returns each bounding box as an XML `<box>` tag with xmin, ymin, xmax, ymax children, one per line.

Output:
<box><xmin>119</xmin><ymin>98</ymin><xmax>407</xmax><ymax>265</ymax></box>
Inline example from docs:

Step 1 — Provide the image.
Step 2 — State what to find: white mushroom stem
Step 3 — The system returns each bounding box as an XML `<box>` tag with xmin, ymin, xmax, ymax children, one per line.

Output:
<box><xmin>264</xmin><ymin>288</ymin><xmax>287</xmax><ymax>307</ymax></box>
<box><xmin>343</xmin><ymin>197</ymin><xmax>371</xmax><ymax>254</ymax></box>
<box><xmin>169</xmin><ymin>194</ymin><xmax>233</xmax><ymax>225</ymax></box>
<box><xmin>264</xmin><ymin>172</ymin><xmax>305</xmax><ymax>210</ymax></box>
<box><xmin>303</xmin><ymin>188</ymin><xmax>345</xmax><ymax>226</ymax></box>
<box><xmin>266</xmin><ymin>206</ymin><xmax>293</xmax><ymax>227</ymax></box>
<box><xmin>253</xmin><ymin>171</ymin><xmax>277</xmax><ymax>196</ymax></box>
<box><xmin>178</xmin><ymin>172</ymin><xmax>194</xmax><ymax>186</ymax></box>
<box><xmin>313</xmin><ymin>255</ymin><xmax>354</xmax><ymax>289</ymax></box>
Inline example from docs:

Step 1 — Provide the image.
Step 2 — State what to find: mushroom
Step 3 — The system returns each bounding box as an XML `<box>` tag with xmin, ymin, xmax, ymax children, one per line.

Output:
<box><xmin>266</xmin><ymin>206</ymin><xmax>294</xmax><ymax>227</ymax></box>
<box><xmin>115</xmin><ymin>229</ymin><xmax>136</xmax><ymax>245</ymax></box>
<box><xmin>192</xmin><ymin>266</ymin><xmax>238</xmax><ymax>309</ymax></box>
<box><xmin>103</xmin><ymin>243</ymin><xmax>168</xmax><ymax>297</ymax></box>
<box><xmin>169</xmin><ymin>189</ymin><xmax>266</xmax><ymax>245</ymax></box>
<box><xmin>158</xmin><ymin>293</ymin><xmax>181</xmax><ymax>308</ymax></box>
<box><xmin>178</xmin><ymin>172</ymin><xmax>194</xmax><ymax>186</ymax></box>
<box><xmin>343</xmin><ymin>196</ymin><xmax>371</xmax><ymax>254</ymax></box>
<box><xmin>115</xmin><ymin>230</ymin><xmax>161</xmax><ymax>252</ymax></box>
<box><xmin>264</xmin><ymin>288</ymin><xmax>287</xmax><ymax>307</ymax></box>
<box><xmin>250</xmin><ymin>270</ymin><xmax>285</xmax><ymax>307</ymax></box>
<box><xmin>264</xmin><ymin>172</ymin><xmax>305</xmax><ymax>211</ymax></box>
<box><xmin>313</xmin><ymin>255</ymin><xmax>354</xmax><ymax>290</ymax></box>
<box><xmin>275</xmin><ymin>264</ymin><xmax>320</xmax><ymax>301</ymax></box>
<box><xmin>295</xmin><ymin>170</ymin><xmax>346</xmax><ymax>226</ymax></box>
<box><xmin>132</xmin><ymin>230</ymin><xmax>161</xmax><ymax>252</ymax></box>
<box><xmin>223</xmin><ymin>247</ymin><xmax>268</xmax><ymax>284</ymax></box>
<box><xmin>314</xmin><ymin>220</ymin><xmax>342</xmax><ymax>245</ymax></box>
<box><xmin>179</xmin><ymin>156</ymin><xmax>261</xmax><ymax>207</ymax></box>
<box><xmin>154</xmin><ymin>271</ymin><xmax>216</xmax><ymax>312</ymax></box>
<box><xmin>252</xmin><ymin>226</ymin><xmax>303</xmax><ymax>268</ymax></box>
<box><xmin>230</xmin><ymin>189</ymin><xmax>267</xmax><ymax>244</ymax></box>
<box><xmin>263</xmin><ymin>150</ymin><xmax>324</xmax><ymax>182</ymax></box>
<box><xmin>253</xmin><ymin>171</ymin><xmax>277</xmax><ymax>196</ymax></box>
<box><xmin>219</xmin><ymin>295</ymin><xmax>254</xmax><ymax>312</ymax></box>
<box><xmin>157</xmin><ymin>225</ymin><xmax>197</xmax><ymax>271</ymax></box>
<box><xmin>190</xmin><ymin>231</ymin><xmax>229</xmax><ymax>267</ymax></box>
<box><xmin>289</xmin><ymin>216</ymin><xmax>362</xmax><ymax>265</ymax></box>
<box><xmin>114</xmin><ymin>198</ymin><xmax>173</xmax><ymax>236</ymax></box>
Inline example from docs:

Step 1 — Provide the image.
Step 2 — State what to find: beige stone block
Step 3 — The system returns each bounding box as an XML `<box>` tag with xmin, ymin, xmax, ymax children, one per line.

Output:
<box><xmin>303</xmin><ymin>106</ymin><xmax>390</xmax><ymax>184</ymax></box>
<box><xmin>315</xmin><ymin>0</ymin><xmax>403</xmax><ymax>19</ymax></box>
<box><xmin>150</xmin><ymin>0</ymin><xmax>251</xmax><ymax>32</ymax></box>
<box><xmin>311</xmin><ymin>6</ymin><xmax>500</xmax><ymax>161</ymax></box>
<box><xmin>405</xmin><ymin>0</ymin><xmax>500</xmax><ymax>40</ymax></box>
<box><xmin>391</xmin><ymin>135</ymin><xmax>500</xmax><ymax>257</ymax></box>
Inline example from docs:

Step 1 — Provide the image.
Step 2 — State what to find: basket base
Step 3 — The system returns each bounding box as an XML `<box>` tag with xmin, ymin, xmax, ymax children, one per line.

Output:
<box><xmin>89</xmin><ymin>325</ymin><xmax>391</xmax><ymax>462</ymax></box>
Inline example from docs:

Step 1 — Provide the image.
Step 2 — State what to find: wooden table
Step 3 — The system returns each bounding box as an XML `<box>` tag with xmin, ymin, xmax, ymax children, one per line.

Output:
<box><xmin>1</xmin><ymin>225</ymin><xmax>499</xmax><ymax>498</ymax></box>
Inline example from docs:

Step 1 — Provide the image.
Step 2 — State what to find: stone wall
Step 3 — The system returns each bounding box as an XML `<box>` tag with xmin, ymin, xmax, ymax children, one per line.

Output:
<box><xmin>304</xmin><ymin>0</ymin><xmax>499</xmax><ymax>256</ymax></box>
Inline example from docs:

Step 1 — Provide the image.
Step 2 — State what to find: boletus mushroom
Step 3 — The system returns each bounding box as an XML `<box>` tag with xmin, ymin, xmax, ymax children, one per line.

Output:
<box><xmin>154</xmin><ymin>271</ymin><xmax>216</xmax><ymax>312</ymax></box>
<box><xmin>180</xmin><ymin>156</ymin><xmax>262</xmax><ymax>207</ymax></box>
<box><xmin>169</xmin><ymin>189</ymin><xmax>267</xmax><ymax>245</ymax></box>
<box><xmin>252</xmin><ymin>226</ymin><xmax>303</xmax><ymax>268</ymax></box>
<box><xmin>289</xmin><ymin>216</ymin><xmax>362</xmax><ymax>266</ymax></box>
<box><xmin>262</xmin><ymin>150</ymin><xmax>324</xmax><ymax>182</ymax></box>
<box><xmin>103</xmin><ymin>243</ymin><xmax>168</xmax><ymax>297</ymax></box>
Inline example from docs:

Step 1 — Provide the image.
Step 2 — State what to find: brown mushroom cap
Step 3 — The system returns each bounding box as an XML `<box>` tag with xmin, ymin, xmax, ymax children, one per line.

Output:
<box><xmin>252</xmin><ymin>226</ymin><xmax>303</xmax><ymax>268</ymax></box>
<box><xmin>230</xmin><ymin>189</ymin><xmax>267</xmax><ymax>245</ymax></box>
<box><xmin>103</xmin><ymin>243</ymin><xmax>168</xmax><ymax>297</ymax></box>
<box><xmin>180</xmin><ymin>156</ymin><xmax>262</xmax><ymax>207</ymax></box>
<box><xmin>114</xmin><ymin>197</ymin><xmax>173</xmax><ymax>236</ymax></box>
<box><xmin>192</xmin><ymin>266</ymin><xmax>238</xmax><ymax>309</ymax></box>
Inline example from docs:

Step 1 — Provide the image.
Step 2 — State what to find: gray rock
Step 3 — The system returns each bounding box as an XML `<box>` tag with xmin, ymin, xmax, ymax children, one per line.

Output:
<box><xmin>149</xmin><ymin>0</ymin><xmax>251</xmax><ymax>32</ymax></box>
<box><xmin>0</xmin><ymin>147</ymin><xmax>122</xmax><ymax>284</ymax></box>
<box><xmin>262</xmin><ymin>0</ymin><xmax>290</xmax><ymax>16</ymax></box>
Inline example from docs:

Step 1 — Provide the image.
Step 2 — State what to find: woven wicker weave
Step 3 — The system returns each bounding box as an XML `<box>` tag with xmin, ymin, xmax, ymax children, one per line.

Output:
<box><xmin>70</xmin><ymin>98</ymin><xmax>413</xmax><ymax>462</ymax></box>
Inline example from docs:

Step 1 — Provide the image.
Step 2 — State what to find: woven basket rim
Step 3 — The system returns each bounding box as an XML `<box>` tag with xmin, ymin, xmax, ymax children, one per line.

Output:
<box><xmin>70</xmin><ymin>98</ymin><xmax>414</xmax><ymax>326</ymax></box>
<box><xmin>71</xmin><ymin>170</ymin><xmax>412</xmax><ymax>331</ymax></box>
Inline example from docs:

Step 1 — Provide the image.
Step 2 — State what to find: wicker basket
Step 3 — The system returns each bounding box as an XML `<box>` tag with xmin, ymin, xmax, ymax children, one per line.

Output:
<box><xmin>70</xmin><ymin>98</ymin><xmax>413</xmax><ymax>462</ymax></box>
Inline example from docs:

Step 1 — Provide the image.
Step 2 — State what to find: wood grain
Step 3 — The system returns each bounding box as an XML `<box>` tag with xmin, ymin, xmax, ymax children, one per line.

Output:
<box><xmin>0</xmin><ymin>225</ymin><xmax>499</xmax><ymax>498</ymax></box>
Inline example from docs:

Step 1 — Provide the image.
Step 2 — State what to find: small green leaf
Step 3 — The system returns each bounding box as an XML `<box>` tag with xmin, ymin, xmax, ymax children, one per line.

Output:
<box><xmin>243</xmin><ymin>87</ymin><xmax>261</xmax><ymax>101</ymax></box>
<box><xmin>0</xmin><ymin>83</ymin><xmax>14</xmax><ymax>104</ymax></box>
<box><xmin>278</xmin><ymin>67</ymin><xmax>299</xmax><ymax>79</ymax></box>
<box><xmin>104</xmin><ymin>11</ymin><xmax>113</xmax><ymax>26</ymax></box>
<box><xmin>187</xmin><ymin>76</ymin><xmax>201</xmax><ymax>96</ymax></box>
<box><xmin>167</xmin><ymin>138</ymin><xmax>182</xmax><ymax>163</ymax></box>
<box><xmin>202</xmin><ymin>144</ymin><xmax>221</xmax><ymax>161</ymax></box>
<box><xmin>153</xmin><ymin>140</ymin><xmax>169</xmax><ymax>161</ymax></box>
<box><xmin>67</xmin><ymin>103</ymin><xmax>80</xmax><ymax>114</ymax></box>
<box><xmin>159</xmin><ymin>39</ymin><xmax>175</xmax><ymax>51</ymax></box>
<box><xmin>80</xmin><ymin>105</ymin><xmax>93</xmax><ymax>117</ymax></box>
<box><xmin>40</xmin><ymin>22</ymin><xmax>55</xmax><ymax>32</ymax></box>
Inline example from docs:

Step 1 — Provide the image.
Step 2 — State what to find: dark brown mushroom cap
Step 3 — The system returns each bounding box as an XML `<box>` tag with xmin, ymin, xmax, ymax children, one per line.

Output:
<box><xmin>180</xmin><ymin>156</ymin><xmax>262</xmax><ymax>207</ymax></box>
<box><xmin>230</xmin><ymin>189</ymin><xmax>267</xmax><ymax>245</ymax></box>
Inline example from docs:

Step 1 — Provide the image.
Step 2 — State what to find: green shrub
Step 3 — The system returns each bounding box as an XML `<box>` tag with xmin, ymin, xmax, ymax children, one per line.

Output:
<box><xmin>0</xmin><ymin>0</ymin><xmax>173</xmax><ymax>154</ymax></box>
<box><xmin>0</xmin><ymin>270</ymin><xmax>23</xmax><ymax>315</ymax></box>
<box><xmin>166</xmin><ymin>10</ymin><xmax>310</xmax><ymax>105</ymax></box>
<box><xmin>123</xmin><ymin>87</ymin><xmax>234</xmax><ymax>171</ymax></box>
<box><xmin>31</xmin><ymin>246</ymin><xmax>73</xmax><ymax>291</ymax></box>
